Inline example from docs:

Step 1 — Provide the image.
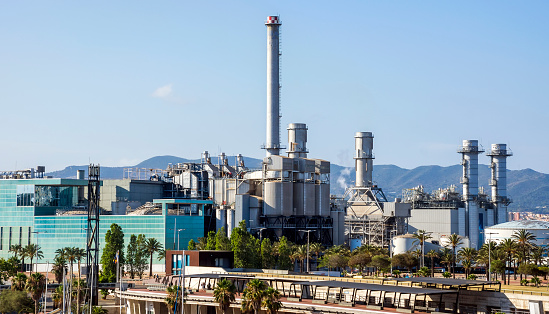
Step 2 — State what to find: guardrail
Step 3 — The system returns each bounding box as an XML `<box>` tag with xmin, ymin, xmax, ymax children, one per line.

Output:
<box><xmin>501</xmin><ymin>288</ymin><xmax>549</xmax><ymax>296</ymax></box>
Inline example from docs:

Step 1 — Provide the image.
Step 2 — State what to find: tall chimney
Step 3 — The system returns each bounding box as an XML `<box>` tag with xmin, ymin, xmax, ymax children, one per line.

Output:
<box><xmin>487</xmin><ymin>144</ymin><xmax>512</xmax><ymax>224</ymax></box>
<box><xmin>265</xmin><ymin>16</ymin><xmax>281</xmax><ymax>156</ymax></box>
<box><xmin>354</xmin><ymin>132</ymin><xmax>374</xmax><ymax>187</ymax></box>
<box><xmin>458</xmin><ymin>139</ymin><xmax>484</xmax><ymax>249</ymax></box>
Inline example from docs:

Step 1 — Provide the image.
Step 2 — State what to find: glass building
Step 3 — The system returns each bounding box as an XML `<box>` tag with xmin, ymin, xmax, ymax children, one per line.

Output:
<box><xmin>0</xmin><ymin>178</ymin><xmax>210</xmax><ymax>266</ymax></box>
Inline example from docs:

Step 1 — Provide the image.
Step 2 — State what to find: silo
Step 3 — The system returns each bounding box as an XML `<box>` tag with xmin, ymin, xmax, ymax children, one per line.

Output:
<box><xmin>264</xmin><ymin>181</ymin><xmax>293</xmax><ymax>216</ymax></box>
<box><xmin>315</xmin><ymin>183</ymin><xmax>330</xmax><ymax>216</ymax></box>
<box><xmin>216</xmin><ymin>209</ymin><xmax>226</xmax><ymax>231</ymax></box>
<box><xmin>293</xmin><ymin>181</ymin><xmax>304</xmax><ymax>215</ymax></box>
<box><xmin>303</xmin><ymin>183</ymin><xmax>316</xmax><ymax>216</ymax></box>
<box><xmin>354</xmin><ymin>132</ymin><xmax>374</xmax><ymax>187</ymax></box>
<box><xmin>287</xmin><ymin>123</ymin><xmax>308</xmax><ymax>158</ymax></box>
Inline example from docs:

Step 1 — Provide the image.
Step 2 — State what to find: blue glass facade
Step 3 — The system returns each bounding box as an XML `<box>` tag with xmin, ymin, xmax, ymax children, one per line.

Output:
<box><xmin>0</xmin><ymin>179</ymin><xmax>208</xmax><ymax>265</ymax></box>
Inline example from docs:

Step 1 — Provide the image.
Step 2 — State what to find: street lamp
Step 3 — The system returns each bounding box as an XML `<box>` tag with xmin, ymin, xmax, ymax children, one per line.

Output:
<box><xmin>481</xmin><ymin>231</ymin><xmax>497</xmax><ymax>281</ymax></box>
<box><xmin>389</xmin><ymin>230</ymin><xmax>398</xmax><ymax>275</ymax></box>
<box><xmin>177</xmin><ymin>228</ymin><xmax>186</xmax><ymax>314</ymax></box>
<box><xmin>298</xmin><ymin>230</ymin><xmax>313</xmax><ymax>273</ymax></box>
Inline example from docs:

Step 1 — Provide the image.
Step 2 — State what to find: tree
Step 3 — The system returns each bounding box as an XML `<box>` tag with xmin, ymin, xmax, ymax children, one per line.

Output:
<box><xmin>24</xmin><ymin>244</ymin><xmax>43</xmax><ymax>273</ymax></box>
<box><xmin>215</xmin><ymin>227</ymin><xmax>232</xmax><ymax>251</ymax></box>
<box><xmin>262</xmin><ymin>287</ymin><xmax>282</xmax><ymax>314</ymax></box>
<box><xmin>144</xmin><ymin>238</ymin><xmax>164</xmax><ymax>278</ymax></box>
<box><xmin>206</xmin><ymin>231</ymin><xmax>217</xmax><ymax>250</ymax></box>
<box><xmin>499</xmin><ymin>238</ymin><xmax>516</xmax><ymax>285</ymax></box>
<box><xmin>165</xmin><ymin>285</ymin><xmax>183</xmax><ymax>313</ymax></box>
<box><xmin>51</xmin><ymin>255</ymin><xmax>67</xmax><ymax>284</ymax></box>
<box><xmin>74</xmin><ymin>247</ymin><xmax>86</xmax><ymax>314</ymax></box>
<box><xmin>458</xmin><ymin>247</ymin><xmax>477</xmax><ymax>278</ymax></box>
<box><xmin>309</xmin><ymin>243</ymin><xmax>324</xmax><ymax>270</ymax></box>
<box><xmin>276</xmin><ymin>236</ymin><xmax>292</xmax><ymax>271</ymax></box>
<box><xmin>348</xmin><ymin>252</ymin><xmax>371</xmax><ymax>273</ymax></box>
<box><xmin>0</xmin><ymin>289</ymin><xmax>34</xmax><ymax>314</ymax></box>
<box><xmin>188</xmin><ymin>239</ymin><xmax>197</xmax><ymax>250</ymax></box>
<box><xmin>371</xmin><ymin>255</ymin><xmax>391</xmax><ymax>276</ymax></box>
<box><xmin>213</xmin><ymin>279</ymin><xmax>236</xmax><ymax>314</ymax></box>
<box><xmin>11</xmin><ymin>273</ymin><xmax>27</xmax><ymax>291</ymax></box>
<box><xmin>446</xmin><ymin>234</ymin><xmax>463</xmax><ymax>279</ymax></box>
<box><xmin>126</xmin><ymin>234</ymin><xmax>147</xmax><ymax>279</ymax></box>
<box><xmin>100</xmin><ymin>223</ymin><xmax>125</xmax><ymax>283</ymax></box>
<box><xmin>512</xmin><ymin>229</ymin><xmax>536</xmax><ymax>281</ymax></box>
<box><xmin>426</xmin><ymin>250</ymin><xmax>438</xmax><ymax>277</ymax></box>
<box><xmin>0</xmin><ymin>257</ymin><xmax>20</xmax><ymax>284</ymax></box>
<box><xmin>241</xmin><ymin>279</ymin><xmax>266</xmax><ymax>314</ymax></box>
<box><xmin>391</xmin><ymin>253</ymin><xmax>417</xmax><ymax>273</ymax></box>
<box><xmin>9</xmin><ymin>244</ymin><xmax>24</xmax><ymax>272</ymax></box>
<box><xmin>231</xmin><ymin>221</ymin><xmax>254</xmax><ymax>268</ymax></box>
<box><xmin>261</xmin><ymin>238</ymin><xmax>275</xmax><ymax>269</ymax></box>
<box><xmin>25</xmin><ymin>272</ymin><xmax>46</xmax><ymax>314</ymax></box>
<box><xmin>412</xmin><ymin>230</ymin><xmax>432</xmax><ymax>268</ymax></box>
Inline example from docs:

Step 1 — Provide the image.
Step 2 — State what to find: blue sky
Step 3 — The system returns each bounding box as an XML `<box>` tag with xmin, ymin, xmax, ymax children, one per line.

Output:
<box><xmin>1</xmin><ymin>1</ymin><xmax>548</xmax><ymax>173</ymax></box>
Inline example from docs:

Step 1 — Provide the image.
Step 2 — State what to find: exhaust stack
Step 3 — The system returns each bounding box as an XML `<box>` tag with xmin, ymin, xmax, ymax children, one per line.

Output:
<box><xmin>354</xmin><ymin>132</ymin><xmax>374</xmax><ymax>187</ymax></box>
<box><xmin>265</xmin><ymin>16</ymin><xmax>281</xmax><ymax>156</ymax></box>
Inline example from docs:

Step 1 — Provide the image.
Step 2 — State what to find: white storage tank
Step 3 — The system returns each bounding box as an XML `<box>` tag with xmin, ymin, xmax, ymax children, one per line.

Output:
<box><xmin>315</xmin><ymin>183</ymin><xmax>330</xmax><ymax>216</ymax></box>
<box><xmin>392</xmin><ymin>234</ymin><xmax>419</xmax><ymax>255</ymax></box>
<box><xmin>484</xmin><ymin>220</ymin><xmax>549</xmax><ymax>246</ymax></box>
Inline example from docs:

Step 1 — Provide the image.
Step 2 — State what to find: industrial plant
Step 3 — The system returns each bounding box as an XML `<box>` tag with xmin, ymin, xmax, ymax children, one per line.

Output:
<box><xmin>0</xmin><ymin>15</ymin><xmax>517</xmax><ymax>277</ymax></box>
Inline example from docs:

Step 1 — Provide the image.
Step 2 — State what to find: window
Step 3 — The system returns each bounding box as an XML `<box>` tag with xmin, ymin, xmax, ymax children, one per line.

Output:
<box><xmin>28</xmin><ymin>227</ymin><xmax>31</xmax><ymax>246</ymax></box>
<box><xmin>19</xmin><ymin>227</ymin><xmax>22</xmax><ymax>245</ymax></box>
<box><xmin>0</xmin><ymin>227</ymin><xmax>3</xmax><ymax>250</ymax></box>
<box><xmin>16</xmin><ymin>185</ymin><xmax>35</xmax><ymax>206</ymax></box>
<box><xmin>9</xmin><ymin>227</ymin><xmax>12</xmax><ymax>248</ymax></box>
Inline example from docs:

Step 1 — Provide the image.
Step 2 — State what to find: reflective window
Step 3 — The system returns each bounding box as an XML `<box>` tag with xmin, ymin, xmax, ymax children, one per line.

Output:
<box><xmin>16</xmin><ymin>185</ymin><xmax>35</xmax><ymax>206</ymax></box>
<box><xmin>35</xmin><ymin>186</ymin><xmax>78</xmax><ymax>207</ymax></box>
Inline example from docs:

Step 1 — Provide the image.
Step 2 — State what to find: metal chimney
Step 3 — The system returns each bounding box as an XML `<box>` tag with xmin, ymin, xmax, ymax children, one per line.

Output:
<box><xmin>265</xmin><ymin>16</ymin><xmax>281</xmax><ymax>157</ymax></box>
<box><xmin>487</xmin><ymin>144</ymin><xmax>512</xmax><ymax>224</ymax></box>
<box><xmin>287</xmin><ymin>123</ymin><xmax>308</xmax><ymax>158</ymax></box>
<box><xmin>458</xmin><ymin>139</ymin><xmax>484</xmax><ymax>249</ymax></box>
<box><xmin>354</xmin><ymin>132</ymin><xmax>374</xmax><ymax>187</ymax></box>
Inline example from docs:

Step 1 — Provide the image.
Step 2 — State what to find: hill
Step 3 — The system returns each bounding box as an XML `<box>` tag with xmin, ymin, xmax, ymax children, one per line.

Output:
<box><xmin>47</xmin><ymin>156</ymin><xmax>549</xmax><ymax>213</ymax></box>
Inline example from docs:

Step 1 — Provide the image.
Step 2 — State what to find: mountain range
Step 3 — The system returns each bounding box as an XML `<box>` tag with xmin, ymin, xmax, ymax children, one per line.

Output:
<box><xmin>47</xmin><ymin>155</ymin><xmax>549</xmax><ymax>213</ymax></box>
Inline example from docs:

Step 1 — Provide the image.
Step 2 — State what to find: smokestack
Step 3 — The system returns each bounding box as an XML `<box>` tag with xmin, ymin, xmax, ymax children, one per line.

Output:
<box><xmin>265</xmin><ymin>16</ymin><xmax>281</xmax><ymax>157</ymax></box>
<box><xmin>287</xmin><ymin>123</ymin><xmax>308</xmax><ymax>158</ymax></box>
<box><xmin>458</xmin><ymin>139</ymin><xmax>484</xmax><ymax>249</ymax></box>
<box><xmin>487</xmin><ymin>144</ymin><xmax>512</xmax><ymax>224</ymax></box>
<box><xmin>354</xmin><ymin>132</ymin><xmax>374</xmax><ymax>187</ymax></box>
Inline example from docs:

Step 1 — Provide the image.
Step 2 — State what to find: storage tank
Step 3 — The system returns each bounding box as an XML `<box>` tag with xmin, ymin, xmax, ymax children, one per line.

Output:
<box><xmin>303</xmin><ymin>183</ymin><xmax>316</xmax><ymax>216</ymax></box>
<box><xmin>315</xmin><ymin>183</ymin><xmax>330</xmax><ymax>216</ymax></box>
<box><xmin>392</xmin><ymin>234</ymin><xmax>418</xmax><ymax>255</ymax></box>
<box><xmin>216</xmin><ymin>209</ymin><xmax>226</xmax><ymax>231</ymax></box>
<box><xmin>293</xmin><ymin>182</ymin><xmax>304</xmax><ymax>216</ymax></box>
<box><xmin>264</xmin><ymin>181</ymin><xmax>293</xmax><ymax>216</ymax></box>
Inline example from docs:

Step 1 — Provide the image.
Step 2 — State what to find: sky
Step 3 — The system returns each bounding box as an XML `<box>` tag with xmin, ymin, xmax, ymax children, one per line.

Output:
<box><xmin>1</xmin><ymin>1</ymin><xmax>548</xmax><ymax>173</ymax></box>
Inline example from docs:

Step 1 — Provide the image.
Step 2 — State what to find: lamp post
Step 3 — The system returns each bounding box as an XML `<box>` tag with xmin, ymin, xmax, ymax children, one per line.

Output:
<box><xmin>298</xmin><ymin>230</ymin><xmax>313</xmax><ymax>273</ymax></box>
<box><xmin>389</xmin><ymin>230</ymin><xmax>398</xmax><ymax>275</ymax></box>
<box><xmin>482</xmin><ymin>231</ymin><xmax>497</xmax><ymax>281</ymax></box>
<box><xmin>177</xmin><ymin>228</ymin><xmax>186</xmax><ymax>314</ymax></box>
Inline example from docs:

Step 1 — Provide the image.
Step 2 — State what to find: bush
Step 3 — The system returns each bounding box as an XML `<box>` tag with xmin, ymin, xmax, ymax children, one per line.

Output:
<box><xmin>520</xmin><ymin>279</ymin><xmax>529</xmax><ymax>286</ymax></box>
<box><xmin>442</xmin><ymin>272</ymin><xmax>452</xmax><ymax>278</ymax></box>
<box><xmin>467</xmin><ymin>274</ymin><xmax>477</xmax><ymax>280</ymax></box>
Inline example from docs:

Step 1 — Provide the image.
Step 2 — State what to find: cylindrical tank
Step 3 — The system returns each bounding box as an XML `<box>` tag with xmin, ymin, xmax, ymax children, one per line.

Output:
<box><xmin>287</xmin><ymin>123</ymin><xmax>308</xmax><ymax>158</ymax></box>
<box><xmin>392</xmin><ymin>234</ymin><xmax>418</xmax><ymax>255</ymax></box>
<box><xmin>350</xmin><ymin>238</ymin><xmax>362</xmax><ymax>251</ymax></box>
<box><xmin>293</xmin><ymin>182</ymin><xmax>304</xmax><ymax>216</ymax></box>
<box><xmin>265</xmin><ymin>16</ymin><xmax>281</xmax><ymax>157</ymax></box>
<box><xmin>354</xmin><ymin>132</ymin><xmax>374</xmax><ymax>187</ymax></box>
<box><xmin>303</xmin><ymin>183</ymin><xmax>316</xmax><ymax>216</ymax></box>
<box><xmin>227</xmin><ymin>209</ymin><xmax>235</xmax><ymax>237</ymax></box>
<box><xmin>216</xmin><ymin>209</ymin><xmax>226</xmax><ymax>231</ymax></box>
<box><xmin>264</xmin><ymin>181</ymin><xmax>293</xmax><ymax>216</ymax></box>
<box><xmin>77</xmin><ymin>170</ymin><xmax>85</xmax><ymax>180</ymax></box>
<box><xmin>460</xmin><ymin>140</ymin><xmax>482</xmax><ymax>198</ymax></box>
<box><xmin>315</xmin><ymin>183</ymin><xmax>330</xmax><ymax>216</ymax></box>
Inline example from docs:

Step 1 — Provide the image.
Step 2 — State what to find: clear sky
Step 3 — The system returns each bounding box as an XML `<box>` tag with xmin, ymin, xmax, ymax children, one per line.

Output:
<box><xmin>1</xmin><ymin>1</ymin><xmax>548</xmax><ymax>172</ymax></box>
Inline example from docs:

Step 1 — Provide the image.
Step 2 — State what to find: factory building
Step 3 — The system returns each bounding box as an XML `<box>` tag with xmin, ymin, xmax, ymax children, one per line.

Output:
<box><xmin>405</xmin><ymin>140</ymin><xmax>513</xmax><ymax>249</ymax></box>
<box><xmin>344</xmin><ymin>132</ymin><xmax>411</xmax><ymax>249</ymax></box>
<box><xmin>483</xmin><ymin>220</ymin><xmax>549</xmax><ymax>246</ymax></box>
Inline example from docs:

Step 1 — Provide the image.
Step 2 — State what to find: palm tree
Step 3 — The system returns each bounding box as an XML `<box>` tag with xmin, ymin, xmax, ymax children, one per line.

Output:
<box><xmin>53</xmin><ymin>285</ymin><xmax>64</xmax><ymax>309</ymax></box>
<box><xmin>165</xmin><ymin>285</ymin><xmax>183</xmax><ymax>313</ymax></box>
<box><xmin>309</xmin><ymin>243</ymin><xmax>323</xmax><ymax>270</ymax></box>
<box><xmin>439</xmin><ymin>248</ymin><xmax>453</xmax><ymax>274</ymax></box>
<box><xmin>457</xmin><ymin>247</ymin><xmax>477</xmax><ymax>278</ymax></box>
<box><xmin>499</xmin><ymin>238</ymin><xmax>516</xmax><ymax>285</ymax></box>
<box><xmin>412</xmin><ymin>230</ymin><xmax>432</xmax><ymax>268</ymax></box>
<box><xmin>26</xmin><ymin>272</ymin><xmax>46</xmax><ymax>314</ymax></box>
<box><xmin>446</xmin><ymin>234</ymin><xmax>463</xmax><ymax>279</ymax></box>
<box><xmin>213</xmin><ymin>279</ymin><xmax>236</xmax><ymax>314</ymax></box>
<box><xmin>144</xmin><ymin>238</ymin><xmax>164</xmax><ymax>278</ymax></box>
<box><xmin>512</xmin><ymin>229</ymin><xmax>536</xmax><ymax>281</ymax></box>
<box><xmin>426</xmin><ymin>250</ymin><xmax>438</xmax><ymax>277</ymax></box>
<box><xmin>74</xmin><ymin>247</ymin><xmax>86</xmax><ymax>314</ymax></box>
<box><xmin>294</xmin><ymin>245</ymin><xmax>308</xmax><ymax>272</ymax></box>
<box><xmin>24</xmin><ymin>244</ymin><xmax>43</xmax><ymax>273</ymax></box>
<box><xmin>262</xmin><ymin>287</ymin><xmax>282</xmax><ymax>314</ymax></box>
<box><xmin>241</xmin><ymin>279</ymin><xmax>266</xmax><ymax>314</ymax></box>
<box><xmin>531</xmin><ymin>246</ymin><xmax>545</xmax><ymax>265</ymax></box>
<box><xmin>11</xmin><ymin>272</ymin><xmax>27</xmax><ymax>291</ymax></box>
<box><xmin>9</xmin><ymin>244</ymin><xmax>24</xmax><ymax>271</ymax></box>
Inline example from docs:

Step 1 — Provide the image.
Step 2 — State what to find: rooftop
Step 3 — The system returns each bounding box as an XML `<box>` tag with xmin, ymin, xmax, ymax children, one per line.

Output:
<box><xmin>487</xmin><ymin>220</ymin><xmax>549</xmax><ymax>230</ymax></box>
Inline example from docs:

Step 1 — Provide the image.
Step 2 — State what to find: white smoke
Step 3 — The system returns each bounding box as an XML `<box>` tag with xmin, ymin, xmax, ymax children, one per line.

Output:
<box><xmin>337</xmin><ymin>167</ymin><xmax>352</xmax><ymax>190</ymax></box>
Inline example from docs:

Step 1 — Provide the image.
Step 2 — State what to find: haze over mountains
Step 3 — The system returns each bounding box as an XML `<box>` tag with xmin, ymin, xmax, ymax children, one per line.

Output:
<box><xmin>47</xmin><ymin>155</ymin><xmax>549</xmax><ymax>214</ymax></box>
